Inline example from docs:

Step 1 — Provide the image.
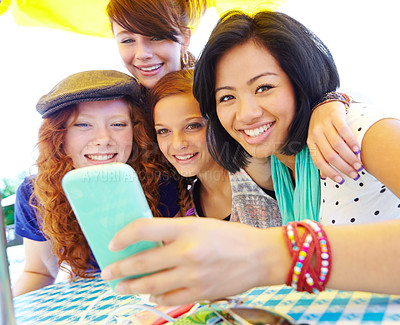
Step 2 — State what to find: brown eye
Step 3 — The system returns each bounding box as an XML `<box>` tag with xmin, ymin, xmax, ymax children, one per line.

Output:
<box><xmin>256</xmin><ymin>84</ymin><xmax>273</xmax><ymax>93</ymax></box>
<box><xmin>156</xmin><ymin>128</ymin><xmax>169</xmax><ymax>135</ymax></box>
<box><xmin>218</xmin><ymin>94</ymin><xmax>234</xmax><ymax>103</ymax></box>
<box><xmin>187</xmin><ymin>123</ymin><xmax>202</xmax><ymax>130</ymax></box>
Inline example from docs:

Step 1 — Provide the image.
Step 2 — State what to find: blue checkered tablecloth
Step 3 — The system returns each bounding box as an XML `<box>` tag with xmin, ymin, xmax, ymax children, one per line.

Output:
<box><xmin>13</xmin><ymin>274</ymin><xmax>400</xmax><ymax>324</ymax></box>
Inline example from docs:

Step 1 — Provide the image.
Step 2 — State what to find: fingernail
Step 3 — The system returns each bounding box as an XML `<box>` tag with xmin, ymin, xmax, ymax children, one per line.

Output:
<box><xmin>108</xmin><ymin>240</ymin><xmax>117</xmax><ymax>251</ymax></box>
<box><xmin>115</xmin><ymin>282</ymin><xmax>128</xmax><ymax>294</ymax></box>
<box><xmin>356</xmin><ymin>165</ymin><xmax>364</xmax><ymax>172</ymax></box>
<box><xmin>320</xmin><ymin>176</ymin><xmax>326</xmax><ymax>180</ymax></box>
<box><xmin>101</xmin><ymin>268</ymin><xmax>112</xmax><ymax>280</ymax></box>
<box><xmin>350</xmin><ymin>172</ymin><xmax>358</xmax><ymax>179</ymax></box>
<box><xmin>353</xmin><ymin>163</ymin><xmax>362</xmax><ymax>171</ymax></box>
<box><xmin>334</xmin><ymin>176</ymin><xmax>345</xmax><ymax>184</ymax></box>
<box><xmin>353</xmin><ymin>147</ymin><xmax>361</xmax><ymax>155</ymax></box>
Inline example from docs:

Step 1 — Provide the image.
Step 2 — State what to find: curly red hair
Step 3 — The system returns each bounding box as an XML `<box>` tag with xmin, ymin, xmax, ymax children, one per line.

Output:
<box><xmin>33</xmin><ymin>98</ymin><xmax>166</xmax><ymax>279</ymax></box>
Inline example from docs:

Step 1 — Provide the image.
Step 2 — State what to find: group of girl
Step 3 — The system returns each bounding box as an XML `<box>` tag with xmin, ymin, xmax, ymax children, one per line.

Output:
<box><xmin>13</xmin><ymin>0</ymin><xmax>400</xmax><ymax>305</ymax></box>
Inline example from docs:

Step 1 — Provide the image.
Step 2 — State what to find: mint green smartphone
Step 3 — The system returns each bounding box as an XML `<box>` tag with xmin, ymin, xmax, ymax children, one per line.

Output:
<box><xmin>62</xmin><ymin>162</ymin><xmax>161</xmax><ymax>290</ymax></box>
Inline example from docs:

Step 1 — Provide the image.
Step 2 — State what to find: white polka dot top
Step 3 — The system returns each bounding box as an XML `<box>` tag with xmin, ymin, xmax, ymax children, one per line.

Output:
<box><xmin>319</xmin><ymin>103</ymin><xmax>400</xmax><ymax>226</ymax></box>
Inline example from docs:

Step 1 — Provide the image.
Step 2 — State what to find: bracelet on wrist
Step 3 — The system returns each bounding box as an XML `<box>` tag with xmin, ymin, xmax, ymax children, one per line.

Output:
<box><xmin>312</xmin><ymin>91</ymin><xmax>352</xmax><ymax>114</ymax></box>
<box><xmin>283</xmin><ymin>220</ymin><xmax>332</xmax><ymax>294</ymax></box>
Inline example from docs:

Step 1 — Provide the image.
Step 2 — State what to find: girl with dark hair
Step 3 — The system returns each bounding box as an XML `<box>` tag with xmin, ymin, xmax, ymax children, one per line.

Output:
<box><xmin>105</xmin><ymin>0</ymin><xmax>362</xmax><ymax>182</ymax></box>
<box><xmin>193</xmin><ymin>10</ymin><xmax>400</xmax><ymax>225</ymax></box>
<box><xmin>148</xmin><ymin>68</ymin><xmax>281</xmax><ymax>227</ymax></box>
<box><xmin>12</xmin><ymin>70</ymin><xmax>180</xmax><ymax>297</ymax></box>
<box><xmin>100</xmin><ymin>10</ymin><xmax>400</xmax><ymax>306</ymax></box>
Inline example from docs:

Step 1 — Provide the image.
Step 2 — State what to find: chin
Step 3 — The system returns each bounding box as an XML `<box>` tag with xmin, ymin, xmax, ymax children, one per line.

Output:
<box><xmin>178</xmin><ymin>170</ymin><xmax>197</xmax><ymax>178</ymax></box>
<box><xmin>245</xmin><ymin>146</ymin><xmax>272</xmax><ymax>159</ymax></box>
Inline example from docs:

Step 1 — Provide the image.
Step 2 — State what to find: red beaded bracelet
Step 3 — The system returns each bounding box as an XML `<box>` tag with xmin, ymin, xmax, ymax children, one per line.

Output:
<box><xmin>283</xmin><ymin>220</ymin><xmax>332</xmax><ymax>294</ymax></box>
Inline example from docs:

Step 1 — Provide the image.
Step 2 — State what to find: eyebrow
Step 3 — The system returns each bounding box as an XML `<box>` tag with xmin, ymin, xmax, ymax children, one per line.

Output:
<box><xmin>75</xmin><ymin>113</ymin><xmax>130</xmax><ymax>120</ymax></box>
<box><xmin>154</xmin><ymin>116</ymin><xmax>204</xmax><ymax>127</ymax></box>
<box><xmin>114</xmin><ymin>30</ymin><xmax>133</xmax><ymax>39</ymax></box>
<box><xmin>215</xmin><ymin>72</ymin><xmax>278</xmax><ymax>93</ymax></box>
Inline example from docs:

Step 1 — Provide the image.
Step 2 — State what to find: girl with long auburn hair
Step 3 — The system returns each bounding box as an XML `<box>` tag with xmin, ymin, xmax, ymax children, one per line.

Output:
<box><xmin>13</xmin><ymin>70</ymin><xmax>179</xmax><ymax>297</ymax></box>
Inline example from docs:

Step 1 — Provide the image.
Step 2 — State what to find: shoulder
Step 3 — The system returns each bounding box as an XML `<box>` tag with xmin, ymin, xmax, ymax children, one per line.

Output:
<box><xmin>16</xmin><ymin>176</ymin><xmax>35</xmax><ymax>203</ymax></box>
<box><xmin>346</xmin><ymin>102</ymin><xmax>399</xmax><ymax>146</ymax></box>
<box><xmin>14</xmin><ymin>176</ymin><xmax>47</xmax><ymax>241</ymax></box>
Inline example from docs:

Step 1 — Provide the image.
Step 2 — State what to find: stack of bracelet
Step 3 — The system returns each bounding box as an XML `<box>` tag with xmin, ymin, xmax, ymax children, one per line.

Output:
<box><xmin>312</xmin><ymin>91</ymin><xmax>352</xmax><ymax>113</ymax></box>
<box><xmin>283</xmin><ymin>220</ymin><xmax>332</xmax><ymax>294</ymax></box>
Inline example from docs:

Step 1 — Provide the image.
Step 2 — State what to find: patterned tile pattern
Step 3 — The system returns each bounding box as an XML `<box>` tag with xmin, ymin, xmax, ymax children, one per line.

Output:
<box><xmin>13</xmin><ymin>275</ymin><xmax>400</xmax><ymax>324</ymax></box>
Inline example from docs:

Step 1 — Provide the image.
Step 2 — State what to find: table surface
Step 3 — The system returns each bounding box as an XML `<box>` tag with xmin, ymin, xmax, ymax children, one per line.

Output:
<box><xmin>13</xmin><ymin>274</ymin><xmax>400</xmax><ymax>324</ymax></box>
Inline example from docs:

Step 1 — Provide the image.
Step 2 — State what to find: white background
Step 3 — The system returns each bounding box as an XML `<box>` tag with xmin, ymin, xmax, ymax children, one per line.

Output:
<box><xmin>1</xmin><ymin>0</ymin><xmax>399</xmax><ymax>186</ymax></box>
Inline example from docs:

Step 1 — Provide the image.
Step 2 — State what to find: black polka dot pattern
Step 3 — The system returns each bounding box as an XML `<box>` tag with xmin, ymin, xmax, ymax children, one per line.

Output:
<box><xmin>318</xmin><ymin>104</ymin><xmax>400</xmax><ymax>227</ymax></box>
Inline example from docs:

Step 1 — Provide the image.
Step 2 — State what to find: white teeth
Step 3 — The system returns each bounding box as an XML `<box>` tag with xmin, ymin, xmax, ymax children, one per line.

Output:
<box><xmin>243</xmin><ymin>123</ymin><xmax>273</xmax><ymax>137</ymax></box>
<box><xmin>139</xmin><ymin>64</ymin><xmax>162</xmax><ymax>72</ymax></box>
<box><xmin>86</xmin><ymin>154</ymin><xmax>114</xmax><ymax>161</ymax></box>
<box><xmin>175</xmin><ymin>153</ymin><xmax>195</xmax><ymax>161</ymax></box>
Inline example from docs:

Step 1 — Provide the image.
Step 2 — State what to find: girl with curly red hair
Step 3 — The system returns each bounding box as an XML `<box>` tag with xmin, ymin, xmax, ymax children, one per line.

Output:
<box><xmin>12</xmin><ymin>70</ymin><xmax>180</xmax><ymax>297</ymax></box>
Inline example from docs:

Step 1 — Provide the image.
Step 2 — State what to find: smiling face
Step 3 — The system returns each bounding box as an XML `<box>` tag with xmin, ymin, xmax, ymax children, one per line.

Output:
<box><xmin>215</xmin><ymin>40</ymin><xmax>296</xmax><ymax>159</ymax></box>
<box><xmin>154</xmin><ymin>93</ymin><xmax>216</xmax><ymax>177</ymax></box>
<box><xmin>112</xmin><ymin>22</ymin><xmax>190</xmax><ymax>89</ymax></box>
<box><xmin>64</xmin><ymin>99</ymin><xmax>133</xmax><ymax>169</ymax></box>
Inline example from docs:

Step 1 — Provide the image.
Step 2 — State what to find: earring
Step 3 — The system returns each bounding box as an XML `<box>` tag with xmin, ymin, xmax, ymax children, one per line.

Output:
<box><xmin>182</xmin><ymin>51</ymin><xmax>189</xmax><ymax>67</ymax></box>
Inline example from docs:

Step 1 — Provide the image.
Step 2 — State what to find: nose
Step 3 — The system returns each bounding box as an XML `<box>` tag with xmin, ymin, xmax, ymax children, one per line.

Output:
<box><xmin>136</xmin><ymin>39</ymin><xmax>153</xmax><ymax>61</ymax></box>
<box><xmin>171</xmin><ymin>132</ymin><xmax>188</xmax><ymax>150</ymax></box>
<box><xmin>236</xmin><ymin>96</ymin><xmax>263</xmax><ymax>123</ymax></box>
<box><xmin>92</xmin><ymin>126</ymin><xmax>113</xmax><ymax>147</ymax></box>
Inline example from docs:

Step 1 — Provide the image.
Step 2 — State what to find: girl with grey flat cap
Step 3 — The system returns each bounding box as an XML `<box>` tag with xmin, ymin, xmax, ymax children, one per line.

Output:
<box><xmin>12</xmin><ymin>70</ymin><xmax>180</xmax><ymax>297</ymax></box>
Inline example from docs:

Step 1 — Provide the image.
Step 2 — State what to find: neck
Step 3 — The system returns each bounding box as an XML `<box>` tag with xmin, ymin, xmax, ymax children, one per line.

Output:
<box><xmin>197</xmin><ymin>162</ymin><xmax>230</xmax><ymax>192</ymax></box>
<box><xmin>273</xmin><ymin>152</ymin><xmax>297</xmax><ymax>185</ymax></box>
<box><xmin>244</xmin><ymin>156</ymin><xmax>274</xmax><ymax>191</ymax></box>
<box><xmin>273</xmin><ymin>152</ymin><xmax>296</xmax><ymax>172</ymax></box>
<box><xmin>197</xmin><ymin>163</ymin><xmax>232</xmax><ymax>220</ymax></box>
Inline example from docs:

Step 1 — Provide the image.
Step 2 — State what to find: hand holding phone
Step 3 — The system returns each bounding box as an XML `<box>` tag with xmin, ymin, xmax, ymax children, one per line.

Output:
<box><xmin>62</xmin><ymin>163</ymin><xmax>161</xmax><ymax>290</ymax></box>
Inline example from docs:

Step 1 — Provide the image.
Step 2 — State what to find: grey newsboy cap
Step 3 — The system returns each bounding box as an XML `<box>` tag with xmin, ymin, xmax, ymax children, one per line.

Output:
<box><xmin>37</xmin><ymin>70</ymin><xmax>141</xmax><ymax>118</ymax></box>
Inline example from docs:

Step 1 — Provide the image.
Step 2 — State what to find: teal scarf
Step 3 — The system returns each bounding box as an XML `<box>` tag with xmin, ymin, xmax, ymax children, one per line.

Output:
<box><xmin>271</xmin><ymin>147</ymin><xmax>320</xmax><ymax>224</ymax></box>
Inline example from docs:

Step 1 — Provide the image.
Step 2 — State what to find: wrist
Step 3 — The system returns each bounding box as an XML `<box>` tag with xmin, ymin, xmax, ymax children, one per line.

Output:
<box><xmin>312</xmin><ymin>91</ymin><xmax>352</xmax><ymax>114</ymax></box>
<box><xmin>283</xmin><ymin>220</ymin><xmax>332</xmax><ymax>294</ymax></box>
<box><xmin>256</xmin><ymin>227</ymin><xmax>291</xmax><ymax>287</ymax></box>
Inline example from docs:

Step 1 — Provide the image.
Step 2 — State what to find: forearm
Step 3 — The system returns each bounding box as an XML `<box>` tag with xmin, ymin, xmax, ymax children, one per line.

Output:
<box><xmin>12</xmin><ymin>270</ymin><xmax>56</xmax><ymax>297</ymax></box>
<box><xmin>260</xmin><ymin>220</ymin><xmax>400</xmax><ymax>295</ymax></box>
<box><xmin>325</xmin><ymin>221</ymin><xmax>400</xmax><ymax>294</ymax></box>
